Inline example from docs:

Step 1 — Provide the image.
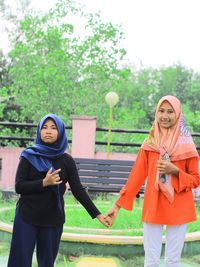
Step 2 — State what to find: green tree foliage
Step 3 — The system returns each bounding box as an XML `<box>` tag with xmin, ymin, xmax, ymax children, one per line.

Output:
<box><xmin>2</xmin><ymin>0</ymin><xmax>127</xmax><ymax>126</ymax></box>
<box><xmin>118</xmin><ymin>64</ymin><xmax>200</xmax><ymax>130</ymax></box>
<box><xmin>0</xmin><ymin>0</ymin><xmax>199</xmax><ymax>151</ymax></box>
<box><xmin>0</xmin><ymin>50</ymin><xmax>13</xmax><ymax>118</ymax></box>
<box><xmin>0</xmin><ymin>0</ymin><xmax>34</xmax><ymax>122</ymax></box>
<box><xmin>0</xmin><ymin>51</ymin><xmax>11</xmax><ymax>88</ymax></box>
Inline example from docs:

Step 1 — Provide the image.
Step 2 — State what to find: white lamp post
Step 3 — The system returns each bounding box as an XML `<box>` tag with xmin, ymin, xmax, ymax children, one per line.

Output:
<box><xmin>105</xmin><ymin>92</ymin><xmax>119</xmax><ymax>159</ymax></box>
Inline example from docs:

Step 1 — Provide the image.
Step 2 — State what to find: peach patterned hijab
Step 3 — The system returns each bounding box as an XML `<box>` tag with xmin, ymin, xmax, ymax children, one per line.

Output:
<box><xmin>142</xmin><ymin>95</ymin><xmax>199</xmax><ymax>203</ymax></box>
<box><xmin>142</xmin><ymin>95</ymin><xmax>198</xmax><ymax>160</ymax></box>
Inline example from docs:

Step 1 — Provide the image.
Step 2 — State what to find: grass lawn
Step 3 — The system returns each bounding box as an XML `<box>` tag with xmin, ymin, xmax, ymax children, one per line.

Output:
<box><xmin>1</xmin><ymin>192</ymin><xmax>200</xmax><ymax>267</ymax></box>
<box><xmin>1</xmin><ymin>192</ymin><xmax>200</xmax><ymax>235</ymax></box>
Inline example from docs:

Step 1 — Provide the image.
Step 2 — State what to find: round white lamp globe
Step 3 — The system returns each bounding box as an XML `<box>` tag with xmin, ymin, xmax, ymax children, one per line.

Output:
<box><xmin>105</xmin><ymin>92</ymin><xmax>119</xmax><ymax>108</ymax></box>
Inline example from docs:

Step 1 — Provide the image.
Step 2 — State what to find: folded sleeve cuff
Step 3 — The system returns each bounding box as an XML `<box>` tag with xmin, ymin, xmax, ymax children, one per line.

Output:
<box><xmin>115</xmin><ymin>187</ymin><xmax>134</xmax><ymax>211</ymax></box>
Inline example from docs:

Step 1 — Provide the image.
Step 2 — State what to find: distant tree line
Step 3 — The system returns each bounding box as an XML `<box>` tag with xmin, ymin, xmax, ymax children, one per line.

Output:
<box><xmin>0</xmin><ymin>0</ymin><xmax>199</xmax><ymax>150</ymax></box>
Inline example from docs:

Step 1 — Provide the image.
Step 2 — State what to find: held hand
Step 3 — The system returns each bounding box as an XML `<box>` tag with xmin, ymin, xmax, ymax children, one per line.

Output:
<box><xmin>156</xmin><ymin>160</ymin><xmax>179</xmax><ymax>176</ymax></box>
<box><xmin>105</xmin><ymin>204</ymin><xmax>120</xmax><ymax>226</ymax></box>
<box><xmin>43</xmin><ymin>168</ymin><xmax>62</xmax><ymax>187</ymax></box>
<box><xmin>96</xmin><ymin>214</ymin><xmax>111</xmax><ymax>228</ymax></box>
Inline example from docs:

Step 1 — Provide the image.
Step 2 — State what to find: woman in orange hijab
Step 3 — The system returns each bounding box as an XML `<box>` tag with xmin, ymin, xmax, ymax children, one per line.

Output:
<box><xmin>106</xmin><ymin>95</ymin><xmax>200</xmax><ymax>266</ymax></box>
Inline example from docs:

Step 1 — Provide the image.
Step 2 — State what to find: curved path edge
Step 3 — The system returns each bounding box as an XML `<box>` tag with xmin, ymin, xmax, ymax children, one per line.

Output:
<box><xmin>1</xmin><ymin>221</ymin><xmax>200</xmax><ymax>245</ymax></box>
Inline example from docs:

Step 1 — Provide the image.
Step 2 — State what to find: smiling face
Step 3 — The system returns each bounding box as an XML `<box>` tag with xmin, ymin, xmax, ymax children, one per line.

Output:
<box><xmin>156</xmin><ymin>100</ymin><xmax>177</xmax><ymax>129</ymax></box>
<box><xmin>40</xmin><ymin>119</ymin><xmax>58</xmax><ymax>144</ymax></box>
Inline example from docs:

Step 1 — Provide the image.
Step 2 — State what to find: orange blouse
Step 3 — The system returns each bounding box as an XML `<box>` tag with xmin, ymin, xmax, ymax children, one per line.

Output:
<box><xmin>116</xmin><ymin>149</ymin><xmax>200</xmax><ymax>225</ymax></box>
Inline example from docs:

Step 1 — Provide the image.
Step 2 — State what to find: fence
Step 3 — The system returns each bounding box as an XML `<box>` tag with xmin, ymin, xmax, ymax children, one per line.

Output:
<box><xmin>0</xmin><ymin>121</ymin><xmax>200</xmax><ymax>152</ymax></box>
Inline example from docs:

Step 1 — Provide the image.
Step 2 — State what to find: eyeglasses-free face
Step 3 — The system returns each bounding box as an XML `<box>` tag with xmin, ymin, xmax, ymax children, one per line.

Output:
<box><xmin>40</xmin><ymin>119</ymin><xmax>58</xmax><ymax>144</ymax></box>
<box><xmin>156</xmin><ymin>100</ymin><xmax>177</xmax><ymax>129</ymax></box>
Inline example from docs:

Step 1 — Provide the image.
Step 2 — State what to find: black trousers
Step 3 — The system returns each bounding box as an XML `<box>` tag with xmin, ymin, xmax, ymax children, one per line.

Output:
<box><xmin>7</xmin><ymin>208</ymin><xmax>63</xmax><ymax>267</ymax></box>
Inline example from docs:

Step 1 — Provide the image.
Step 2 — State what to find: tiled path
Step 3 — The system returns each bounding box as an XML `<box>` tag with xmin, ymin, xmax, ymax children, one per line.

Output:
<box><xmin>76</xmin><ymin>257</ymin><xmax>196</xmax><ymax>267</ymax></box>
<box><xmin>76</xmin><ymin>257</ymin><xmax>118</xmax><ymax>267</ymax></box>
<box><xmin>0</xmin><ymin>255</ymin><xmax>197</xmax><ymax>267</ymax></box>
<box><xmin>160</xmin><ymin>259</ymin><xmax>196</xmax><ymax>267</ymax></box>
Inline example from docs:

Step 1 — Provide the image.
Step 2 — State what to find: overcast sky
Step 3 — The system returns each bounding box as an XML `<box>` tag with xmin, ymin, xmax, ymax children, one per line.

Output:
<box><xmin>2</xmin><ymin>0</ymin><xmax>200</xmax><ymax>72</ymax></box>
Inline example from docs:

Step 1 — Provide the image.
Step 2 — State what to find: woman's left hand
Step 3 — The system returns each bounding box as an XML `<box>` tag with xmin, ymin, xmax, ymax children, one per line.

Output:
<box><xmin>157</xmin><ymin>160</ymin><xmax>179</xmax><ymax>176</ymax></box>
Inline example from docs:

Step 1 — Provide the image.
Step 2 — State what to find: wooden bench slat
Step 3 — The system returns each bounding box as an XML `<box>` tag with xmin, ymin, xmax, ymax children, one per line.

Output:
<box><xmin>80</xmin><ymin>177</ymin><xmax>127</xmax><ymax>185</ymax></box>
<box><xmin>87</xmin><ymin>186</ymin><xmax>122</xmax><ymax>193</ymax></box>
<box><xmin>75</xmin><ymin>164</ymin><xmax>132</xmax><ymax>172</ymax></box>
<box><xmin>85</xmin><ymin>185</ymin><xmax>145</xmax><ymax>193</ymax></box>
<box><xmin>78</xmin><ymin>171</ymin><xmax>130</xmax><ymax>178</ymax></box>
<box><xmin>75</xmin><ymin>158</ymin><xmax>134</xmax><ymax>166</ymax></box>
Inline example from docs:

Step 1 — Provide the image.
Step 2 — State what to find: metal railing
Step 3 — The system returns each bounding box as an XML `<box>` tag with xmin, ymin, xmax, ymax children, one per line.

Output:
<box><xmin>0</xmin><ymin>121</ymin><xmax>199</xmax><ymax>152</ymax></box>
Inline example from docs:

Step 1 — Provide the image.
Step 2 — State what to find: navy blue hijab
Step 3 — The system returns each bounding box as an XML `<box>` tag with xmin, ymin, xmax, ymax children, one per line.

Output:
<box><xmin>21</xmin><ymin>114</ymin><xmax>68</xmax><ymax>172</ymax></box>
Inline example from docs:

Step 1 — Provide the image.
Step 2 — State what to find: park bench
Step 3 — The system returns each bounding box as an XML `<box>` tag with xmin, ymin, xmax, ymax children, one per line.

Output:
<box><xmin>0</xmin><ymin>158</ymin><xmax>145</xmax><ymax>200</ymax></box>
<box><xmin>1</xmin><ymin>188</ymin><xmax>18</xmax><ymax>200</ymax></box>
<box><xmin>74</xmin><ymin>158</ymin><xmax>145</xmax><ymax>197</ymax></box>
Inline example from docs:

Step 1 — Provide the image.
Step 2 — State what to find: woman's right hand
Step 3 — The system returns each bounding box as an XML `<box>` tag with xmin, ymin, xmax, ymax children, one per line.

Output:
<box><xmin>105</xmin><ymin>204</ymin><xmax>120</xmax><ymax>226</ymax></box>
<box><xmin>43</xmin><ymin>168</ymin><xmax>62</xmax><ymax>187</ymax></box>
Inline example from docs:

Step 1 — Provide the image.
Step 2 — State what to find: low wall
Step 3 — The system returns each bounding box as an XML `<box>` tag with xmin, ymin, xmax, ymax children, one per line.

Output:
<box><xmin>0</xmin><ymin>148</ymin><xmax>23</xmax><ymax>189</ymax></box>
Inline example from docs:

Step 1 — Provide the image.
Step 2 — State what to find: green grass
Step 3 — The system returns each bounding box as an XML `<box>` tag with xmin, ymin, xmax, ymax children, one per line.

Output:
<box><xmin>64</xmin><ymin>194</ymin><xmax>143</xmax><ymax>235</ymax></box>
<box><xmin>1</xmin><ymin>192</ymin><xmax>200</xmax><ymax>236</ymax></box>
<box><xmin>1</xmin><ymin>192</ymin><xmax>200</xmax><ymax>267</ymax></box>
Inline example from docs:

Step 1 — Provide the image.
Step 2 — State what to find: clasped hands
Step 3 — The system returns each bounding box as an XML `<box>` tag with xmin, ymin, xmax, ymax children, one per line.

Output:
<box><xmin>97</xmin><ymin>204</ymin><xmax>120</xmax><ymax>228</ymax></box>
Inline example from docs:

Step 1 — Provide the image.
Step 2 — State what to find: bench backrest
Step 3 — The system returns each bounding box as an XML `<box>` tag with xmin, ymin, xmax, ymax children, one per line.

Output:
<box><xmin>74</xmin><ymin>158</ymin><xmax>134</xmax><ymax>192</ymax></box>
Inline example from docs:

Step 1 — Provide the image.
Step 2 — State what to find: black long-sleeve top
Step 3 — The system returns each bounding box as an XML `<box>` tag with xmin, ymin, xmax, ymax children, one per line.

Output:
<box><xmin>15</xmin><ymin>153</ymin><xmax>101</xmax><ymax>227</ymax></box>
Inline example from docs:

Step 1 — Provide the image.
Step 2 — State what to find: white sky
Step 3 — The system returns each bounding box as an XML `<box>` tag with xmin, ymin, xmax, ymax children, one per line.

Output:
<box><xmin>2</xmin><ymin>0</ymin><xmax>200</xmax><ymax>72</ymax></box>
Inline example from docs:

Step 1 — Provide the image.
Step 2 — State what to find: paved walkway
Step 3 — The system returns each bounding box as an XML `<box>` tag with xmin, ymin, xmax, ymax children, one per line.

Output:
<box><xmin>160</xmin><ymin>259</ymin><xmax>195</xmax><ymax>267</ymax></box>
<box><xmin>76</xmin><ymin>257</ymin><xmax>118</xmax><ymax>267</ymax></box>
<box><xmin>76</xmin><ymin>257</ymin><xmax>197</xmax><ymax>267</ymax></box>
<box><xmin>76</xmin><ymin>257</ymin><xmax>196</xmax><ymax>267</ymax></box>
<box><xmin>0</xmin><ymin>255</ymin><xmax>197</xmax><ymax>267</ymax></box>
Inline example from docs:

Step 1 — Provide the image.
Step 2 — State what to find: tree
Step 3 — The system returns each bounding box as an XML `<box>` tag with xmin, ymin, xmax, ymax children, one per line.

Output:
<box><xmin>117</xmin><ymin>64</ymin><xmax>200</xmax><ymax>129</ymax></box>
<box><xmin>2</xmin><ymin>0</ymin><xmax>127</xmax><ymax>126</ymax></box>
<box><xmin>0</xmin><ymin>50</ymin><xmax>11</xmax><ymax>88</ymax></box>
<box><xmin>0</xmin><ymin>0</ymin><xmax>199</xmax><ymax>143</ymax></box>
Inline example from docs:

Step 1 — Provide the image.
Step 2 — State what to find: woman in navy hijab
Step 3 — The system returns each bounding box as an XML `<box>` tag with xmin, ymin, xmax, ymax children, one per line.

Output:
<box><xmin>7</xmin><ymin>114</ymin><xmax>109</xmax><ymax>267</ymax></box>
